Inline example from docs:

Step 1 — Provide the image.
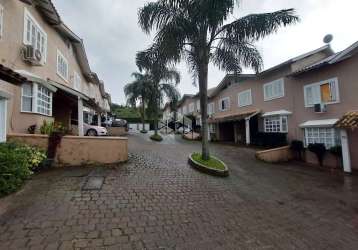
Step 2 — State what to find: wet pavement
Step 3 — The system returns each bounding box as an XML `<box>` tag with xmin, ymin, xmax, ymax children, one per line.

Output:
<box><xmin>0</xmin><ymin>131</ymin><xmax>358</xmax><ymax>249</ymax></box>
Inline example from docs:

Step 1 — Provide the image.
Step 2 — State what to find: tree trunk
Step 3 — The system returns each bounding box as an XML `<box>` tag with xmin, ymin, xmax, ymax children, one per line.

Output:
<box><xmin>198</xmin><ymin>61</ymin><xmax>210</xmax><ymax>160</ymax></box>
<box><xmin>154</xmin><ymin>85</ymin><xmax>159</xmax><ymax>136</ymax></box>
<box><xmin>141</xmin><ymin>98</ymin><xmax>146</xmax><ymax>131</ymax></box>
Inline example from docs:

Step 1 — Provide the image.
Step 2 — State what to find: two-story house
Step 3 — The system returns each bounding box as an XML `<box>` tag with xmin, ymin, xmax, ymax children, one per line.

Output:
<box><xmin>0</xmin><ymin>0</ymin><xmax>110</xmax><ymax>140</ymax></box>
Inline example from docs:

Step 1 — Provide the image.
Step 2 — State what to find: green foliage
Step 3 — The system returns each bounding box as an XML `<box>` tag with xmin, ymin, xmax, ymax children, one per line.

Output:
<box><xmin>0</xmin><ymin>143</ymin><xmax>46</xmax><ymax>196</ymax></box>
<box><xmin>111</xmin><ymin>104</ymin><xmax>141</xmax><ymax>119</ymax></box>
<box><xmin>150</xmin><ymin>134</ymin><xmax>163</xmax><ymax>141</ymax></box>
<box><xmin>191</xmin><ymin>153</ymin><xmax>226</xmax><ymax>171</ymax></box>
<box><xmin>308</xmin><ymin>143</ymin><xmax>326</xmax><ymax>166</ymax></box>
<box><xmin>40</xmin><ymin>121</ymin><xmax>67</xmax><ymax>135</ymax></box>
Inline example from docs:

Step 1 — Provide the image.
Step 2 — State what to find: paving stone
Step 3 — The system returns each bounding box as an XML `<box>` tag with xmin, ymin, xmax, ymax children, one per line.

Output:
<box><xmin>82</xmin><ymin>177</ymin><xmax>105</xmax><ymax>190</ymax></box>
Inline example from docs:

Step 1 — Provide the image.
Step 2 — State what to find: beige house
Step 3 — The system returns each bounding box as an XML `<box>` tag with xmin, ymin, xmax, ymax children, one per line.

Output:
<box><xmin>0</xmin><ymin>0</ymin><xmax>111</xmax><ymax>141</ymax></box>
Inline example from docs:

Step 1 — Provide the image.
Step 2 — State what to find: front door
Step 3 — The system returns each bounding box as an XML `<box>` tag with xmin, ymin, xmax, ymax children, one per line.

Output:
<box><xmin>0</xmin><ymin>98</ymin><xmax>7</xmax><ymax>142</ymax></box>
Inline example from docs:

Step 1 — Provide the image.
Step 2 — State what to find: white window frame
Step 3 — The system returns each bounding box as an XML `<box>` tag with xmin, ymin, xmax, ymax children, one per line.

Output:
<box><xmin>304</xmin><ymin>127</ymin><xmax>339</xmax><ymax>149</ymax></box>
<box><xmin>0</xmin><ymin>4</ymin><xmax>4</xmax><ymax>39</ymax></box>
<box><xmin>196</xmin><ymin>100</ymin><xmax>200</xmax><ymax>112</ymax></box>
<box><xmin>219</xmin><ymin>97</ymin><xmax>230</xmax><ymax>111</ymax></box>
<box><xmin>0</xmin><ymin>98</ymin><xmax>7</xmax><ymax>142</ymax></box>
<box><xmin>264</xmin><ymin>115</ymin><xmax>288</xmax><ymax>133</ymax></box>
<box><xmin>37</xmin><ymin>85</ymin><xmax>52</xmax><ymax>116</ymax></box>
<box><xmin>188</xmin><ymin>103</ymin><xmax>195</xmax><ymax>113</ymax></box>
<box><xmin>21</xmin><ymin>83</ymin><xmax>53</xmax><ymax>116</ymax></box>
<box><xmin>73</xmin><ymin>71</ymin><xmax>81</xmax><ymax>91</ymax></box>
<box><xmin>263</xmin><ymin>78</ymin><xmax>285</xmax><ymax>101</ymax></box>
<box><xmin>303</xmin><ymin>77</ymin><xmax>340</xmax><ymax>108</ymax></box>
<box><xmin>208</xmin><ymin>102</ymin><xmax>215</xmax><ymax>115</ymax></box>
<box><xmin>23</xmin><ymin>8</ymin><xmax>47</xmax><ymax>64</ymax></box>
<box><xmin>57</xmin><ymin>49</ymin><xmax>69</xmax><ymax>81</ymax></box>
<box><xmin>238</xmin><ymin>89</ymin><xmax>252</xmax><ymax>107</ymax></box>
<box><xmin>182</xmin><ymin>105</ymin><xmax>187</xmax><ymax>115</ymax></box>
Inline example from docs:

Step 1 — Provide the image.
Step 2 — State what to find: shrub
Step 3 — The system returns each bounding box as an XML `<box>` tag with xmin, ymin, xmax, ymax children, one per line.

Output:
<box><xmin>251</xmin><ymin>132</ymin><xmax>288</xmax><ymax>148</ymax></box>
<box><xmin>40</xmin><ymin>121</ymin><xmax>67</xmax><ymax>135</ymax></box>
<box><xmin>0</xmin><ymin>143</ymin><xmax>46</xmax><ymax>196</ymax></box>
<box><xmin>330</xmin><ymin>145</ymin><xmax>342</xmax><ymax>158</ymax></box>
<box><xmin>290</xmin><ymin>140</ymin><xmax>304</xmax><ymax>160</ymax></box>
<box><xmin>308</xmin><ymin>143</ymin><xmax>326</xmax><ymax>166</ymax></box>
<box><xmin>150</xmin><ymin>134</ymin><xmax>163</xmax><ymax>142</ymax></box>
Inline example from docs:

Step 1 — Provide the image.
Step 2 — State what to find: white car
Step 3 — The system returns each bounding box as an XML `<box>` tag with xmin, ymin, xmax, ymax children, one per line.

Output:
<box><xmin>84</xmin><ymin>123</ymin><xmax>108</xmax><ymax>136</ymax></box>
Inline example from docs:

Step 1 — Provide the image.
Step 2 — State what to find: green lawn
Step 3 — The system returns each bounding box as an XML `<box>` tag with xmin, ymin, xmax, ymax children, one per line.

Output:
<box><xmin>191</xmin><ymin>153</ymin><xmax>226</xmax><ymax>171</ymax></box>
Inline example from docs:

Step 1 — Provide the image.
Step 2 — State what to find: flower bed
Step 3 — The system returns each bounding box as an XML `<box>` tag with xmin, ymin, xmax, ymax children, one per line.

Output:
<box><xmin>188</xmin><ymin>153</ymin><xmax>229</xmax><ymax>177</ymax></box>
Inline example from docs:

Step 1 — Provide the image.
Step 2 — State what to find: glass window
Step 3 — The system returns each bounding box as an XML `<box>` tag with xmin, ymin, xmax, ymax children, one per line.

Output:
<box><xmin>208</xmin><ymin>102</ymin><xmax>215</xmax><ymax>115</ymax></box>
<box><xmin>182</xmin><ymin>105</ymin><xmax>187</xmax><ymax>115</ymax></box>
<box><xmin>219</xmin><ymin>97</ymin><xmax>230</xmax><ymax>111</ymax></box>
<box><xmin>21</xmin><ymin>83</ymin><xmax>33</xmax><ymax>112</ymax></box>
<box><xmin>0</xmin><ymin>4</ymin><xmax>4</xmax><ymax>39</ymax></box>
<box><xmin>263</xmin><ymin>79</ymin><xmax>284</xmax><ymax>101</ymax></box>
<box><xmin>304</xmin><ymin>127</ymin><xmax>339</xmax><ymax>149</ymax></box>
<box><xmin>73</xmin><ymin>71</ymin><xmax>81</xmax><ymax>91</ymax></box>
<box><xmin>37</xmin><ymin>85</ymin><xmax>52</xmax><ymax>116</ymax></box>
<box><xmin>264</xmin><ymin>116</ymin><xmax>288</xmax><ymax>133</ymax></box>
<box><xmin>188</xmin><ymin>103</ymin><xmax>195</xmax><ymax>113</ymax></box>
<box><xmin>57</xmin><ymin>50</ymin><xmax>68</xmax><ymax>80</ymax></box>
<box><xmin>304</xmin><ymin>78</ymin><xmax>339</xmax><ymax>107</ymax></box>
<box><xmin>238</xmin><ymin>89</ymin><xmax>252</xmax><ymax>107</ymax></box>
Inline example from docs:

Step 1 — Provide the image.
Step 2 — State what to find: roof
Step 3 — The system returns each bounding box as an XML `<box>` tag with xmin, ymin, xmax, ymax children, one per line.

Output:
<box><xmin>210</xmin><ymin>74</ymin><xmax>255</xmax><ymax>98</ymax></box>
<box><xmin>0</xmin><ymin>64</ymin><xmax>27</xmax><ymax>84</ymax></box>
<box><xmin>335</xmin><ymin>111</ymin><xmax>358</xmax><ymax>129</ymax></box>
<box><xmin>262</xmin><ymin>110</ymin><xmax>292</xmax><ymax>117</ymax></box>
<box><xmin>177</xmin><ymin>94</ymin><xmax>195</xmax><ymax>106</ymax></box>
<box><xmin>299</xmin><ymin>119</ymin><xmax>339</xmax><ymax>128</ymax></box>
<box><xmin>15</xmin><ymin>70</ymin><xmax>57</xmax><ymax>92</ymax></box>
<box><xmin>208</xmin><ymin>109</ymin><xmax>260</xmax><ymax>123</ymax></box>
<box><xmin>291</xmin><ymin>41</ymin><xmax>358</xmax><ymax>75</ymax></box>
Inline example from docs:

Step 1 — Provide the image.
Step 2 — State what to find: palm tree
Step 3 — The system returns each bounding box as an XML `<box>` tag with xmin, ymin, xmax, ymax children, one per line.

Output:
<box><xmin>124</xmin><ymin>72</ymin><xmax>152</xmax><ymax>132</ymax></box>
<box><xmin>136</xmin><ymin>49</ymin><xmax>181</xmax><ymax>138</ymax></box>
<box><xmin>138</xmin><ymin>0</ymin><xmax>299</xmax><ymax>160</ymax></box>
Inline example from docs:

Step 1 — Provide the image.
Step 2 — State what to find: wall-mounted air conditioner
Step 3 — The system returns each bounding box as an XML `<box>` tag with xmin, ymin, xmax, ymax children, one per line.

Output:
<box><xmin>22</xmin><ymin>45</ymin><xmax>42</xmax><ymax>66</ymax></box>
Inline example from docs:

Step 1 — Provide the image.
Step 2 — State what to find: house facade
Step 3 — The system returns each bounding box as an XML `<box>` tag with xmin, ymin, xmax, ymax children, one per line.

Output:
<box><xmin>0</xmin><ymin>0</ymin><xmax>110</xmax><ymax>140</ymax></box>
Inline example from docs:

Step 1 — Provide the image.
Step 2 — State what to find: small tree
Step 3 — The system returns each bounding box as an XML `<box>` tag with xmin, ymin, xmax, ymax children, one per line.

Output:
<box><xmin>308</xmin><ymin>143</ymin><xmax>326</xmax><ymax>166</ymax></box>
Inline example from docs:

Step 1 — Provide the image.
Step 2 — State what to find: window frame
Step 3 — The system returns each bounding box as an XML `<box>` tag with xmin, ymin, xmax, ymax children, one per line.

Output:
<box><xmin>21</xmin><ymin>83</ymin><xmax>53</xmax><ymax>116</ymax></box>
<box><xmin>263</xmin><ymin>78</ymin><xmax>285</xmax><ymax>101</ymax></box>
<box><xmin>0</xmin><ymin>4</ymin><xmax>4</xmax><ymax>39</ymax></box>
<box><xmin>303</xmin><ymin>77</ymin><xmax>340</xmax><ymax>108</ymax></box>
<box><xmin>304</xmin><ymin>127</ymin><xmax>339</xmax><ymax>149</ymax></box>
<box><xmin>264</xmin><ymin>115</ymin><xmax>288</xmax><ymax>133</ymax></box>
<box><xmin>36</xmin><ymin>85</ymin><xmax>52</xmax><ymax>116</ymax></box>
<box><xmin>188</xmin><ymin>103</ymin><xmax>195</xmax><ymax>113</ymax></box>
<box><xmin>219</xmin><ymin>97</ymin><xmax>230</xmax><ymax>112</ymax></box>
<box><xmin>23</xmin><ymin>8</ymin><xmax>47</xmax><ymax>64</ymax></box>
<box><xmin>238</xmin><ymin>89</ymin><xmax>253</xmax><ymax>107</ymax></box>
<box><xmin>182</xmin><ymin>105</ymin><xmax>187</xmax><ymax>115</ymax></box>
<box><xmin>208</xmin><ymin>102</ymin><xmax>215</xmax><ymax>115</ymax></box>
<box><xmin>56</xmin><ymin>49</ymin><xmax>69</xmax><ymax>81</ymax></box>
<box><xmin>73</xmin><ymin>71</ymin><xmax>82</xmax><ymax>91</ymax></box>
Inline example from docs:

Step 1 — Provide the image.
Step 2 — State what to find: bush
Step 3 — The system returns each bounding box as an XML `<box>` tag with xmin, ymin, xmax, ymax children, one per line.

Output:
<box><xmin>0</xmin><ymin>143</ymin><xmax>46</xmax><ymax>196</ymax></box>
<box><xmin>150</xmin><ymin>134</ymin><xmax>163</xmax><ymax>142</ymax></box>
<box><xmin>308</xmin><ymin>143</ymin><xmax>326</xmax><ymax>166</ymax></box>
<box><xmin>251</xmin><ymin>132</ymin><xmax>288</xmax><ymax>148</ymax></box>
<box><xmin>40</xmin><ymin>121</ymin><xmax>67</xmax><ymax>135</ymax></box>
<box><xmin>291</xmin><ymin>140</ymin><xmax>304</xmax><ymax>160</ymax></box>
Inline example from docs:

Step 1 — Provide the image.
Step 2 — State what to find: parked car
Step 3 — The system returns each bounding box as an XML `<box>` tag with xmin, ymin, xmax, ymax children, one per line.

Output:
<box><xmin>111</xmin><ymin>119</ymin><xmax>127</xmax><ymax>127</ymax></box>
<box><xmin>83</xmin><ymin>123</ymin><xmax>108</xmax><ymax>136</ymax></box>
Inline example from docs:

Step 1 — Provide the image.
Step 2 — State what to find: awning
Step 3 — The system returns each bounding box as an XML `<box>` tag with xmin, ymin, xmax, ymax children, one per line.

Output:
<box><xmin>15</xmin><ymin>70</ymin><xmax>57</xmax><ymax>92</ymax></box>
<box><xmin>209</xmin><ymin>110</ymin><xmax>260</xmax><ymax>123</ymax></box>
<box><xmin>299</xmin><ymin>119</ymin><xmax>339</xmax><ymax>128</ymax></box>
<box><xmin>0</xmin><ymin>64</ymin><xmax>27</xmax><ymax>84</ymax></box>
<box><xmin>48</xmin><ymin>79</ymin><xmax>88</xmax><ymax>101</ymax></box>
<box><xmin>335</xmin><ymin>111</ymin><xmax>358</xmax><ymax>129</ymax></box>
<box><xmin>262</xmin><ymin>110</ymin><xmax>292</xmax><ymax>117</ymax></box>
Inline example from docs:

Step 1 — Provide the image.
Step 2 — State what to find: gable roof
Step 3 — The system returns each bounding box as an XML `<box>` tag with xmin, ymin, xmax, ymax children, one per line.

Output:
<box><xmin>210</xmin><ymin>74</ymin><xmax>256</xmax><ymax>98</ymax></box>
<box><xmin>291</xmin><ymin>41</ymin><xmax>358</xmax><ymax>75</ymax></box>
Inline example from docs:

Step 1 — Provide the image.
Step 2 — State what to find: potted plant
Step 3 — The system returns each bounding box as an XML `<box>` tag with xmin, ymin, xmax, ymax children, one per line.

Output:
<box><xmin>290</xmin><ymin>140</ymin><xmax>304</xmax><ymax>161</ymax></box>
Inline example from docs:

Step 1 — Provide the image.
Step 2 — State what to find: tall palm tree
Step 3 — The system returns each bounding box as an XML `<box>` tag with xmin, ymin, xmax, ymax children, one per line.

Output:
<box><xmin>136</xmin><ymin>49</ymin><xmax>181</xmax><ymax>138</ymax></box>
<box><xmin>138</xmin><ymin>0</ymin><xmax>299</xmax><ymax>160</ymax></box>
<box><xmin>124</xmin><ymin>72</ymin><xmax>152</xmax><ymax>132</ymax></box>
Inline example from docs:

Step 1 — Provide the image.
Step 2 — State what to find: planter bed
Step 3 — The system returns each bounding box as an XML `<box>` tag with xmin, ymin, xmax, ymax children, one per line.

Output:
<box><xmin>188</xmin><ymin>153</ymin><xmax>229</xmax><ymax>177</ymax></box>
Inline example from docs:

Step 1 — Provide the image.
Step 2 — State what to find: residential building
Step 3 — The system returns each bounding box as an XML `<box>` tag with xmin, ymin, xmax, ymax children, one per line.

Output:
<box><xmin>0</xmin><ymin>0</ymin><xmax>110</xmax><ymax>139</ymax></box>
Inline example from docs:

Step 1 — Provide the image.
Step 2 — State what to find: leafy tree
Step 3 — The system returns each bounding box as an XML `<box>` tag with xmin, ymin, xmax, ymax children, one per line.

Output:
<box><xmin>124</xmin><ymin>72</ymin><xmax>152</xmax><ymax>132</ymax></box>
<box><xmin>138</xmin><ymin>0</ymin><xmax>298</xmax><ymax>159</ymax></box>
<box><xmin>136</xmin><ymin>49</ymin><xmax>181</xmax><ymax>137</ymax></box>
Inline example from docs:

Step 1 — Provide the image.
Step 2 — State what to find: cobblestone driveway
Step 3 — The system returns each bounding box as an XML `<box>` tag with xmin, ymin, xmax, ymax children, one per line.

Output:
<box><xmin>1</xmin><ymin>132</ymin><xmax>358</xmax><ymax>250</ymax></box>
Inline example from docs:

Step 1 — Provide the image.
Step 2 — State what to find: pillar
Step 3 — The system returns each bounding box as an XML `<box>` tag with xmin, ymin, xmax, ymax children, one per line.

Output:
<box><xmin>97</xmin><ymin>113</ymin><xmax>101</xmax><ymax>126</ymax></box>
<box><xmin>78</xmin><ymin>97</ymin><xmax>84</xmax><ymax>136</ymax></box>
<box><xmin>340</xmin><ymin>129</ymin><xmax>352</xmax><ymax>173</ymax></box>
<box><xmin>245</xmin><ymin>118</ymin><xmax>251</xmax><ymax>145</ymax></box>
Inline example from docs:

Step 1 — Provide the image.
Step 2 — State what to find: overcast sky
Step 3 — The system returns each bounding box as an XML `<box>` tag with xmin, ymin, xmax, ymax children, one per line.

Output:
<box><xmin>53</xmin><ymin>0</ymin><xmax>358</xmax><ymax>104</ymax></box>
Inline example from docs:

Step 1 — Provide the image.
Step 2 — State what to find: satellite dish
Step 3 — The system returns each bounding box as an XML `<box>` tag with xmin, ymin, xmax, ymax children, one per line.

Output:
<box><xmin>323</xmin><ymin>34</ymin><xmax>333</xmax><ymax>44</ymax></box>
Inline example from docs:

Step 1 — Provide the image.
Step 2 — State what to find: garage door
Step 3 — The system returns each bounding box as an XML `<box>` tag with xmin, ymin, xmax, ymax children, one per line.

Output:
<box><xmin>0</xmin><ymin>98</ymin><xmax>6</xmax><ymax>142</ymax></box>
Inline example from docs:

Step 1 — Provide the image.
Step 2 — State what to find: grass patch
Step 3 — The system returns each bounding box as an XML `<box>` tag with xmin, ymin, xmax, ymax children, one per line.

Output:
<box><xmin>191</xmin><ymin>153</ymin><xmax>226</xmax><ymax>171</ymax></box>
<box><xmin>150</xmin><ymin>134</ymin><xmax>163</xmax><ymax>142</ymax></box>
<box><xmin>140</xmin><ymin>130</ymin><xmax>148</xmax><ymax>134</ymax></box>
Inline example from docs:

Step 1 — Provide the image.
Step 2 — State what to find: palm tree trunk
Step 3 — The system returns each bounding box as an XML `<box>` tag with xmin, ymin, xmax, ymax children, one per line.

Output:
<box><xmin>154</xmin><ymin>87</ymin><xmax>159</xmax><ymax>136</ymax></box>
<box><xmin>141</xmin><ymin>99</ymin><xmax>146</xmax><ymax>131</ymax></box>
<box><xmin>198</xmin><ymin>61</ymin><xmax>210</xmax><ymax>160</ymax></box>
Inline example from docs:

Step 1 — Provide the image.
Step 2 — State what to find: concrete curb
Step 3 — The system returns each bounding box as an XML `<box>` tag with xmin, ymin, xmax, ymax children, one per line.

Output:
<box><xmin>188</xmin><ymin>154</ymin><xmax>229</xmax><ymax>177</ymax></box>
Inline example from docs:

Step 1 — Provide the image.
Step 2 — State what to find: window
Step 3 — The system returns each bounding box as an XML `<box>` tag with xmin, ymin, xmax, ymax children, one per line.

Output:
<box><xmin>73</xmin><ymin>71</ymin><xmax>81</xmax><ymax>91</ymax></box>
<box><xmin>208</xmin><ymin>102</ymin><xmax>215</xmax><ymax>115</ymax></box>
<box><xmin>238</xmin><ymin>89</ymin><xmax>252</xmax><ymax>107</ymax></box>
<box><xmin>304</xmin><ymin>78</ymin><xmax>339</xmax><ymax>107</ymax></box>
<box><xmin>196</xmin><ymin>100</ymin><xmax>200</xmax><ymax>111</ymax></box>
<box><xmin>21</xmin><ymin>83</ymin><xmax>33</xmax><ymax>112</ymax></box>
<box><xmin>21</xmin><ymin>83</ymin><xmax>52</xmax><ymax>116</ymax></box>
<box><xmin>189</xmin><ymin>103</ymin><xmax>195</xmax><ymax>113</ymax></box>
<box><xmin>57</xmin><ymin>50</ymin><xmax>68</xmax><ymax>81</ymax></box>
<box><xmin>264</xmin><ymin>116</ymin><xmax>288</xmax><ymax>133</ymax></box>
<box><xmin>209</xmin><ymin>124</ymin><xmax>216</xmax><ymax>133</ymax></box>
<box><xmin>37</xmin><ymin>85</ymin><xmax>52</xmax><ymax>116</ymax></box>
<box><xmin>182</xmin><ymin>105</ymin><xmax>187</xmax><ymax>115</ymax></box>
<box><xmin>23</xmin><ymin>8</ymin><xmax>47</xmax><ymax>63</ymax></box>
<box><xmin>0</xmin><ymin>4</ymin><xmax>4</xmax><ymax>39</ymax></box>
<box><xmin>304</xmin><ymin>127</ymin><xmax>339</xmax><ymax>149</ymax></box>
<box><xmin>219</xmin><ymin>97</ymin><xmax>230</xmax><ymax>111</ymax></box>
<box><xmin>264</xmin><ymin>79</ymin><xmax>284</xmax><ymax>101</ymax></box>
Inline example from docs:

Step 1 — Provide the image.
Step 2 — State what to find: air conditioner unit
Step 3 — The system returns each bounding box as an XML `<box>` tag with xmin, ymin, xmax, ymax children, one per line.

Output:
<box><xmin>314</xmin><ymin>103</ymin><xmax>327</xmax><ymax>113</ymax></box>
<box><xmin>22</xmin><ymin>45</ymin><xmax>42</xmax><ymax>66</ymax></box>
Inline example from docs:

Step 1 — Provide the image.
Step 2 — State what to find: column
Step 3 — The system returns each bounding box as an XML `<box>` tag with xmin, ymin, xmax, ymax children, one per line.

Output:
<box><xmin>245</xmin><ymin>118</ymin><xmax>251</xmax><ymax>145</ymax></box>
<box><xmin>78</xmin><ymin>97</ymin><xmax>84</xmax><ymax>136</ymax></box>
<box><xmin>340</xmin><ymin>129</ymin><xmax>352</xmax><ymax>173</ymax></box>
<box><xmin>97</xmin><ymin>113</ymin><xmax>101</xmax><ymax>126</ymax></box>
